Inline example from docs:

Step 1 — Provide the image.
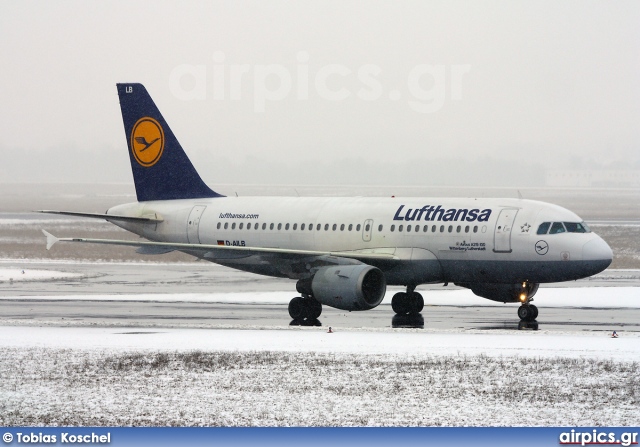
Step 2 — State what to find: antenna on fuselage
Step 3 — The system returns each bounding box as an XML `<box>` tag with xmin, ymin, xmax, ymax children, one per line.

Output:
<box><xmin>517</xmin><ymin>190</ymin><xmax>523</xmax><ymax>200</ymax></box>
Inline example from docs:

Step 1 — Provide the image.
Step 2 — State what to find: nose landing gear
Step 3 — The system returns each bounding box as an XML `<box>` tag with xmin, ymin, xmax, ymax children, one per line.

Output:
<box><xmin>517</xmin><ymin>281</ymin><xmax>538</xmax><ymax>322</ymax></box>
<box><xmin>517</xmin><ymin>303</ymin><xmax>538</xmax><ymax>322</ymax></box>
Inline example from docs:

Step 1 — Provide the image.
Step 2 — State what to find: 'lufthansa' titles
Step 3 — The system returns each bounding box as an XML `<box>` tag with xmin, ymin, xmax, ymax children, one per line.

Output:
<box><xmin>393</xmin><ymin>205</ymin><xmax>491</xmax><ymax>222</ymax></box>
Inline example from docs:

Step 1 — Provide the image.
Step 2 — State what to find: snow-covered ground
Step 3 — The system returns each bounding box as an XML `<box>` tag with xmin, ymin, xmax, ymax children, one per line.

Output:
<box><xmin>0</xmin><ymin>267</ymin><xmax>82</xmax><ymax>282</ymax></box>
<box><xmin>0</xmin><ymin>342</ymin><xmax>638</xmax><ymax>427</ymax></box>
<box><xmin>1</xmin><ymin>323</ymin><xmax>638</xmax><ymax>426</ymax></box>
<box><xmin>1</xmin><ymin>262</ymin><xmax>638</xmax><ymax>426</ymax></box>
<box><xmin>1</xmin><ymin>325</ymin><xmax>639</xmax><ymax>360</ymax></box>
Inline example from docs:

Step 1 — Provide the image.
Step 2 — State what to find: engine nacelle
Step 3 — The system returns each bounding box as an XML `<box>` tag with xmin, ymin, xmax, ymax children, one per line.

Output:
<box><xmin>464</xmin><ymin>282</ymin><xmax>539</xmax><ymax>303</ymax></box>
<box><xmin>299</xmin><ymin>265</ymin><xmax>387</xmax><ymax>311</ymax></box>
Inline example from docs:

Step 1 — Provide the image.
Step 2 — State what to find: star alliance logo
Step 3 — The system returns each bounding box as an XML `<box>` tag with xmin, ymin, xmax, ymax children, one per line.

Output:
<box><xmin>521</xmin><ymin>223</ymin><xmax>531</xmax><ymax>233</ymax></box>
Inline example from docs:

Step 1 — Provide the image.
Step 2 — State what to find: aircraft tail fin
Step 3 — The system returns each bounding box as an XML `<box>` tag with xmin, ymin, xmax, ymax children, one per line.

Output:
<box><xmin>116</xmin><ymin>83</ymin><xmax>223</xmax><ymax>201</ymax></box>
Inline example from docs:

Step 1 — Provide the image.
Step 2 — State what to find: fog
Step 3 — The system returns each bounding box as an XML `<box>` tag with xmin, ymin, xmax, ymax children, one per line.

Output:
<box><xmin>1</xmin><ymin>1</ymin><xmax>639</xmax><ymax>187</ymax></box>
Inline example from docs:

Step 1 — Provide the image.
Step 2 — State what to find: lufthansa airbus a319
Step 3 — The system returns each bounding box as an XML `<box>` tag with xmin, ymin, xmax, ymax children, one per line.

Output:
<box><xmin>41</xmin><ymin>83</ymin><xmax>613</xmax><ymax>323</ymax></box>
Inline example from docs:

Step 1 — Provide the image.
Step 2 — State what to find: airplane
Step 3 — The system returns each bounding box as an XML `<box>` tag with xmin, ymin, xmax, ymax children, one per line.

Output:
<box><xmin>41</xmin><ymin>83</ymin><xmax>613</xmax><ymax>323</ymax></box>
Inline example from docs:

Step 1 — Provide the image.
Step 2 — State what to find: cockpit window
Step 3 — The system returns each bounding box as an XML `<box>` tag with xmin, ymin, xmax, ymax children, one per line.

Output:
<box><xmin>549</xmin><ymin>222</ymin><xmax>566</xmax><ymax>234</ymax></box>
<box><xmin>564</xmin><ymin>222</ymin><xmax>591</xmax><ymax>233</ymax></box>
<box><xmin>538</xmin><ymin>221</ymin><xmax>591</xmax><ymax>235</ymax></box>
<box><xmin>537</xmin><ymin>222</ymin><xmax>551</xmax><ymax>235</ymax></box>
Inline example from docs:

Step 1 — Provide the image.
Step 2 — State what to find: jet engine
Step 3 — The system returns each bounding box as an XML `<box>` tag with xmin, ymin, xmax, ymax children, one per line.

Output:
<box><xmin>297</xmin><ymin>265</ymin><xmax>387</xmax><ymax>311</ymax></box>
<box><xmin>462</xmin><ymin>282</ymin><xmax>539</xmax><ymax>303</ymax></box>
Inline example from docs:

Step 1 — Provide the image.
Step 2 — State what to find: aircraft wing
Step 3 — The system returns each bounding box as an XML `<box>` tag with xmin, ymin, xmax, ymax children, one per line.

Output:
<box><xmin>41</xmin><ymin>230</ymin><xmax>398</xmax><ymax>263</ymax></box>
<box><xmin>38</xmin><ymin>210</ymin><xmax>163</xmax><ymax>223</ymax></box>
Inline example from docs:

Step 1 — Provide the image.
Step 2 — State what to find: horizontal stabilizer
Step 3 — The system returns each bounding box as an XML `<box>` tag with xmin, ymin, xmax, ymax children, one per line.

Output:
<box><xmin>42</xmin><ymin>230</ymin><xmax>59</xmax><ymax>251</ymax></box>
<box><xmin>38</xmin><ymin>210</ymin><xmax>163</xmax><ymax>223</ymax></box>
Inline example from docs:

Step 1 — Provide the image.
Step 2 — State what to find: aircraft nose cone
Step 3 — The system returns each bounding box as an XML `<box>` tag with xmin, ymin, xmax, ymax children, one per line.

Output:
<box><xmin>582</xmin><ymin>237</ymin><xmax>613</xmax><ymax>267</ymax></box>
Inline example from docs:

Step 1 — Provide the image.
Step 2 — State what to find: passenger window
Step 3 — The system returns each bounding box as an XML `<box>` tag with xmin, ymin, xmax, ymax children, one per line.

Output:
<box><xmin>448</xmin><ymin>225</ymin><xmax>453</xmax><ymax>233</ymax></box>
<box><xmin>456</xmin><ymin>225</ymin><xmax>461</xmax><ymax>233</ymax></box>
<box><xmin>399</xmin><ymin>225</ymin><xmax>403</xmax><ymax>232</ymax></box>
<box><xmin>378</xmin><ymin>224</ymin><xmax>383</xmax><ymax>232</ymax></box>
<box><xmin>440</xmin><ymin>225</ymin><xmax>444</xmax><ymax>232</ymax></box>
<box><xmin>217</xmin><ymin>222</ymin><xmax>221</xmax><ymax>230</ymax></box>
<box><xmin>537</xmin><ymin>222</ymin><xmax>551</xmax><ymax>235</ymax></box>
<box><xmin>247</xmin><ymin>223</ymin><xmax>252</xmax><ymax>230</ymax></box>
<box><xmin>285</xmin><ymin>223</ymin><xmax>290</xmax><ymax>230</ymax></box>
<box><xmin>549</xmin><ymin>222</ymin><xmax>566</xmax><ymax>234</ymax></box>
<box><xmin>356</xmin><ymin>224</ymin><xmax>361</xmax><ymax>231</ymax></box>
<box><xmin>269</xmin><ymin>223</ymin><xmax>274</xmax><ymax>230</ymax></box>
<box><xmin>317</xmin><ymin>224</ymin><xmax>321</xmax><ymax>231</ymax></box>
<box><xmin>309</xmin><ymin>224</ymin><xmax>313</xmax><ymax>231</ymax></box>
<box><xmin>293</xmin><ymin>223</ymin><xmax>297</xmax><ymax>230</ymax></box>
<box><xmin>348</xmin><ymin>224</ymin><xmax>353</xmax><ymax>231</ymax></box>
<box><xmin>301</xmin><ymin>224</ymin><xmax>305</xmax><ymax>231</ymax></box>
<box><xmin>277</xmin><ymin>223</ymin><xmax>282</xmax><ymax>230</ymax></box>
<box><xmin>406</xmin><ymin>225</ymin><xmax>412</xmax><ymax>232</ymax></box>
<box><xmin>465</xmin><ymin>226</ymin><xmax>469</xmax><ymax>233</ymax></box>
<box><xmin>224</xmin><ymin>222</ymin><xmax>229</xmax><ymax>230</ymax></box>
<box><xmin>432</xmin><ymin>225</ymin><xmax>436</xmax><ymax>232</ymax></box>
<box><xmin>390</xmin><ymin>225</ymin><xmax>395</xmax><ymax>232</ymax></box>
<box><xmin>365</xmin><ymin>224</ymin><xmax>371</xmax><ymax>232</ymax></box>
<box><xmin>415</xmin><ymin>226</ymin><xmax>419</xmax><ymax>233</ymax></box>
<box><xmin>332</xmin><ymin>224</ymin><xmax>337</xmax><ymax>231</ymax></box>
<box><xmin>424</xmin><ymin>225</ymin><xmax>428</xmax><ymax>232</ymax></box>
<box><xmin>341</xmin><ymin>224</ymin><xmax>345</xmax><ymax>231</ymax></box>
<box><xmin>239</xmin><ymin>223</ymin><xmax>243</xmax><ymax>230</ymax></box>
<box><xmin>232</xmin><ymin>223</ymin><xmax>236</xmax><ymax>230</ymax></box>
<box><xmin>325</xmin><ymin>224</ymin><xmax>329</xmax><ymax>231</ymax></box>
<box><xmin>473</xmin><ymin>226</ymin><xmax>478</xmax><ymax>233</ymax></box>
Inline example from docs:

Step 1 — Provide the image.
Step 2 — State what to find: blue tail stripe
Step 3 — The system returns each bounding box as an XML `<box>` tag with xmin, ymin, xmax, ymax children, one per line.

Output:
<box><xmin>117</xmin><ymin>83</ymin><xmax>223</xmax><ymax>201</ymax></box>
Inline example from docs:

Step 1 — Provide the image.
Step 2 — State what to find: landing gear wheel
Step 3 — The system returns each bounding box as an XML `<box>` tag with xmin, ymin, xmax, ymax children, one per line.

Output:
<box><xmin>288</xmin><ymin>297</ymin><xmax>305</xmax><ymax>319</ymax></box>
<box><xmin>391</xmin><ymin>292</ymin><xmax>408</xmax><ymax>314</ymax></box>
<box><xmin>517</xmin><ymin>305</ymin><xmax>530</xmax><ymax>321</ymax></box>
<box><xmin>308</xmin><ymin>299</ymin><xmax>322</xmax><ymax>319</ymax></box>
<box><xmin>392</xmin><ymin>292</ymin><xmax>423</xmax><ymax>315</ymax></box>
<box><xmin>288</xmin><ymin>297</ymin><xmax>322</xmax><ymax>320</ymax></box>
<box><xmin>517</xmin><ymin>305</ymin><xmax>537</xmax><ymax>322</ymax></box>
<box><xmin>411</xmin><ymin>292</ymin><xmax>424</xmax><ymax>313</ymax></box>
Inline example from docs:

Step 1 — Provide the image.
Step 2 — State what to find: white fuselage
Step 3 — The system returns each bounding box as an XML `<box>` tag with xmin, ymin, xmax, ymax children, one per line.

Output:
<box><xmin>108</xmin><ymin>196</ymin><xmax>612</xmax><ymax>287</ymax></box>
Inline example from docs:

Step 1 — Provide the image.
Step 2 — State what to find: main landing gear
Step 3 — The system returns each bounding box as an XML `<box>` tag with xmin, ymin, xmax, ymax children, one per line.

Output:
<box><xmin>288</xmin><ymin>296</ymin><xmax>322</xmax><ymax>320</ymax></box>
<box><xmin>391</xmin><ymin>286</ymin><xmax>424</xmax><ymax>315</ymax></box>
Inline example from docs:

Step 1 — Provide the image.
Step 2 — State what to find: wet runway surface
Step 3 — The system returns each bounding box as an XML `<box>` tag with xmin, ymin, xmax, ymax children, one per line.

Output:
<box><xmin>2</xmin><ymin>299</ymin><xmax>638</xmax><ymax>332</ymax></box>
<box><xmin>1</xmin><ymin>261</ymin><xmax>639</xmax><ymax>332</ymax></box>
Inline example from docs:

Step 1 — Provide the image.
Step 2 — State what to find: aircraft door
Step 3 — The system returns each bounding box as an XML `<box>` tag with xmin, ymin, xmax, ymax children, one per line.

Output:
<box><xmin>493</xmin><ymin>208</ymin><xmax>518</xmax><ymax>253</ymax></box>
<box><xmin>362</xmin><ymin>219</ymin><xmax>373</xmax><ymax>242</ymax></box>
<box><xmin>187</xmin><ymin>205</ymin><xmax>206</xmax><ymax>244</ymax></box>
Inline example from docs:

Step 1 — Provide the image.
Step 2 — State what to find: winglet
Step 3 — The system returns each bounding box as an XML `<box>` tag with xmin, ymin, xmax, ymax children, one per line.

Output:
<box><xmin>42</xmin><ymin>230</ymin><xmax>59</xmax><ymax>250</ymax></box>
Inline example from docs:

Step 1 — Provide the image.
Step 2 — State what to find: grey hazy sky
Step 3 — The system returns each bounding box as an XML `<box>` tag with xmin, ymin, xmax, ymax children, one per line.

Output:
<box><xmin>1</xmin><ymin>1</ymin><xmax>639</xmax><ymax>184</ymax></box>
